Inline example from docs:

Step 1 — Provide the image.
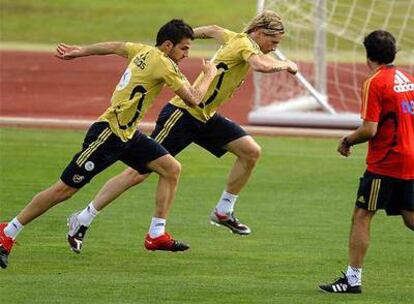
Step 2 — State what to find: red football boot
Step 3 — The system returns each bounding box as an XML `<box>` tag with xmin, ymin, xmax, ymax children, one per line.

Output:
<box><xmin>0</xmin><ymin>222</ymin><xmax>16</xmax><ymax>269</ymax></box>
<box><xmin>144</xmin><ymin>232</ymin><xmax>189</xmax><ymax>252</ymax></box>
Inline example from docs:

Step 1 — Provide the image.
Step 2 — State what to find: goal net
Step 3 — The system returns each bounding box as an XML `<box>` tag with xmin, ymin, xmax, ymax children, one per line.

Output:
<box><xmin>249</xmin><ymin>0</ymin><xmax>414</xmax><ymax>128</ymax></box>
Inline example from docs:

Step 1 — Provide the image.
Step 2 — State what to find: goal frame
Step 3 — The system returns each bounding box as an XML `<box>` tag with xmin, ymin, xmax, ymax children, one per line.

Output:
<box><xmin>249</xmin><ymin>0</ymin><xmax>361</xmax><ymax>128</ymax></box>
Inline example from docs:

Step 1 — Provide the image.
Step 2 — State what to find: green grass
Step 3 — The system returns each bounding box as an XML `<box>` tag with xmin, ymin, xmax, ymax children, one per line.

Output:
<box><xmin>1</xmin><ymin>0</ymin><xmax>413</xmax><ymax>64</ymax></box>
<box><xmin>0</xmin><ymin>127</ymin><xmax>413</xmax><ymax>303</ymax></box>
<box><xmin>0</xmin><ymin>0</ymin><xmax>255</xmax><ymax>49</ymax></box>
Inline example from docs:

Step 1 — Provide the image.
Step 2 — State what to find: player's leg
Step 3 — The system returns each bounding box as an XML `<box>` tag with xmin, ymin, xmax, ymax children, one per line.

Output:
<box><xmin>71</xmin><ymin>168</ymin><xmax>149</xmax><ymax>231</ymax></box>
<box><xmin>147</xmin><ymin>105</ymin><xmax>197</xmax><ymax>221</ymax></box>
<box><xmin>121</xmin><ymin>132</ymin><xmax>189</xmax><ymax>252</ymax></box>
<box><xmin>1</xmin><ymin>181</ymin><xmax>78</xmax><ymax>243</ymax></box>
<box><xmin>318</xmin><ymin>207</ymin><xmax>373</xmax><ymax>294</ymax></box>
<box><xmin>142</xmin><ymin>153</ymin><xmax>189</xmax><ymax>252</ymax></box>
<box><xmin>225</xmin><ymin>135</ymin><xmax>262</xmax><ymax>195</ymax></box>
<box><xmin>67</xmin><ymin>105</ymin><xmax>193</xmax><ymax>253</ymax></box>
<box><xmin>348</xmin><ymin>207</ymin><xmax>376</xmax><ymax>274</ymax></box>
<box><xmin>146</xmin><ymin>154</ymin><xmax>181</xmax><ymax>221</ymax></box>
<box><xmin>58</xmin><ymin>121</ymin><xmax>122</xmax><ymax>254</ymax></box>
<box><xmin>319</xmin><ymin>171</ymin><xmax>395</xmax><ymax>293</ymax></box>
<box><xmin>95</xmin><ymin>107</ymin><xmax>192</xmax><ymax>212</ymax></box>
<box><xmin>0</xmin><ymin>180</ymin><xmax>79</xmax><ymax>269</ymax></box>
<box><xmin>66</xmin><ymin>168</ymin><xmax>149</xmax><ymax>253</ymax></box>
<box><xmin>1</xmin><ymin>122</ymin><xmax>120</xmax><ymax>267</ymax></box>
<box><xmin>143</xmin><ymin>104</ymin><xmax>198</xmax><ymax>251</ymax></box>
<box><xmin>208</xmin><ymin>135</ymin><xmax>261</xmax><ymax>235</ymax></box>
<box><xmin>195</xmin><ymin>115</ymin><xmax>259</xmax><ymax>235</ymax></box>
<box><xmin>401</xmin><ymin>210</ymin><xmax>414</xmax><ymax>231</ymax></box>
<box><xmin>18</xmin><ymin>181</ymin><xmax>79</xmax><ymax>226</ymax></box>
<box><xmin>93</xmin><ymin>169</ymin><xmax>149</xmax><ymax>211</ymax></box>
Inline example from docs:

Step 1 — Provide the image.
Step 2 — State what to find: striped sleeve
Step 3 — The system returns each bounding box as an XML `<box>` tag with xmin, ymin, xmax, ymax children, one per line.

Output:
<box><xmin>360</xmin><ymin>73</ymin><xmax>381</xmax><ymax>122</ymax></box>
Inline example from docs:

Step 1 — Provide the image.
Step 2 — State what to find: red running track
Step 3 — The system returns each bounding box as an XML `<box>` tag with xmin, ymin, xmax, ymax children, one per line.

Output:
<box><xmin>0</xmin><ymin>51</ymin><xmax>253</xmax><ymax>124</ymax></box>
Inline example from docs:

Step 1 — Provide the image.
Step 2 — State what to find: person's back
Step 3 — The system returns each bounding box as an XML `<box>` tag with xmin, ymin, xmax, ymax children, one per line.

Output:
<box><xmin>362</xmin><ymin>66</ymin><xmax>414</xmax><ymax>179</ymax></box>
<box><xmin>320</xmin><ymin>30</ymin><xmax>414</xmax><ymax>294</ymax></box>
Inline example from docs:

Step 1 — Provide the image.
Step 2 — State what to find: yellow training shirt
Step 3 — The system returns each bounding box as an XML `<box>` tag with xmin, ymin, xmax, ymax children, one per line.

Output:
<box><xmin>99</xmin><ymin>42</ymin><xmax>187</xmax><ymax>141</ymax></box>
<box><xmin>170</xmin><ymin>29</ymin><xmax>262</xmax><ymax>122</ymax></box>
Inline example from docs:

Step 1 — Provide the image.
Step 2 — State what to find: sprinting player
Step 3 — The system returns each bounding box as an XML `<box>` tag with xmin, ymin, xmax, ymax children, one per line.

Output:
<box><xmin>319</xmin><ymin>30</ymin><xmax>414</xmax><ymax>294</ymax></box>
<box><xmin>65</xmin><ymin>10</ymin><xmax>298</xmax><ymax>253</ymax></box>
<box><xmin>0</xmin><ymin>19</ymin><xmax>218</xmax><ymax>268</ymax></box>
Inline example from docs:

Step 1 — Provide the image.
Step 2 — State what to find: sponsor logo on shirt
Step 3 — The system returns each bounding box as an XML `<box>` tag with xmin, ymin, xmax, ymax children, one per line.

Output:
<box><xmin>134</xmin><ymin>51</ymin><xmax>149</xmax><ymax>70</ymax></box>
<box><xmin>394</xmin><ymin>70</ymin><xmax>414</xmax><ymax>93</ymax></box>
<box><xmin>402</xmin><ymin>100</ymin><xmax>414</xmax><ymax>115</ymax></box>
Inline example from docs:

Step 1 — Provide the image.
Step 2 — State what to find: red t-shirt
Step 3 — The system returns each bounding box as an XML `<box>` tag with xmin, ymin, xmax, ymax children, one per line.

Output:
<box><xmin>360</xmin><ymin>65</ymin><xmax>414</xmax><ymax>180</ymax></box>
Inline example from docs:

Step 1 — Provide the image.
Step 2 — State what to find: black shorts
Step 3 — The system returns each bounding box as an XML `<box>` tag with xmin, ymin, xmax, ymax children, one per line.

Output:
<box><xmin>355</xmin><ymin>170</ymin><xmax>414</xmax><ymax>215</ymax></box>
<box><xmin>150</xmin><ymin>103</ymin><xmax>247</xmax><ymax>157</ymax></box>
<box><xmin>61</xmin><ymin>122</ymin><xmax>168</xmax><ymax>188</ymax></box>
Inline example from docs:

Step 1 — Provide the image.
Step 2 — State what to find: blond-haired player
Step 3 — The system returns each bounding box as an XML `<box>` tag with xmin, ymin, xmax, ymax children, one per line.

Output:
<box><xmin>63</xmin><ymin>11</ymin><xmax>297</xmax><ymax>252</ymax></box>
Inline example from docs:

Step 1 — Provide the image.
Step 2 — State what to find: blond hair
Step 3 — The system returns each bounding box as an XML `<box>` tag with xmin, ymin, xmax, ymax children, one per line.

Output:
<box><xmin>244</xmin><ymin>10</ymin><xmax>284</xmax><ymax>35</ymax></box>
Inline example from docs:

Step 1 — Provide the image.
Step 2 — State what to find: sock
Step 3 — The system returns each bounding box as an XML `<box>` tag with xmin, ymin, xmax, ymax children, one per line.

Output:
<box><xmin>77</xmin><ymin>202</ymin><xmax>100</xmax><ymax>227</ymax></box>
<box><xmin>148</xmin><ymin>217</ymin><xmax>166</xmax><ymax>238</ymax></box>
<box><xmin>346</xmin><ymin>265</ymin><xmax>362</xmax><ymax>286</ymax></box>
<box><xmin>215</xmin><ymin>190</ymin><xmax>238</xmax><ymax>215</ymax></box>
<box><xmin>4</xmin><ymin>218</ymin><xmax>24</xmax><ymax>240</ymax></box>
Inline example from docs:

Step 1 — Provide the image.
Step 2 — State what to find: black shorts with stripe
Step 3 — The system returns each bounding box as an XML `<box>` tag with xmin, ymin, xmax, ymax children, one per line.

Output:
<box><xmin>151</xmin><ymin>103</ymin><xmax>247</xmax><ymax>157</ymax></box>
<box><xmin>355</xmin><ymin>170</ymin><xmax>414</xmax><ymax>215</ymax></box>
<box><xmin>61</xmin><ymin>122</ymin><xmax>168</xmax><ymax>188</ymax></box>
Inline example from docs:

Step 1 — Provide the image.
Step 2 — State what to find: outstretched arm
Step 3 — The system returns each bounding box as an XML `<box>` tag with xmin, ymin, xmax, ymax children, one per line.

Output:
<box><xmin>248</xmin><ymin>54</ymin><xmax>298</xmax><ymax>74</ymax></box>
<box><xmin>55</xmin><ymin>42</ymin><xmax>128</xmax><ymax>60</ymax></box>
<box><xmin>193</xmin><ymin>25</ymin><xmax>228</xmax><ymax>44</ymax></box>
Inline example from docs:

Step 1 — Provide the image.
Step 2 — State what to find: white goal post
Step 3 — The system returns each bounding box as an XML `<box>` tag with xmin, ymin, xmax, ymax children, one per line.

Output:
<box><xmin>249</xmin><ymin>0</ymin><xmax>414</xmax><ymax>128</ymax></box>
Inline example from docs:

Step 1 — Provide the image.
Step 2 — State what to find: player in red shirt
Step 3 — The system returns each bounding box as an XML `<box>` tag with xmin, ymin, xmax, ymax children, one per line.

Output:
<box><xmin>319</xmin><ymin>30</ymin><xmax>414</xmax><ymax>294</ymax></box>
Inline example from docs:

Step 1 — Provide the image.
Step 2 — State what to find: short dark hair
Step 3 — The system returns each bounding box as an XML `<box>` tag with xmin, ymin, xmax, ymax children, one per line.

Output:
<box><xmin>363</xmin><ymin>30</ymin><xmax>397</xmax><ymax>64</ymax></box>
<box><xmin>155</xmin><ymin>19</ymin><xmax>194</xmax><ymax>46</ymax></box>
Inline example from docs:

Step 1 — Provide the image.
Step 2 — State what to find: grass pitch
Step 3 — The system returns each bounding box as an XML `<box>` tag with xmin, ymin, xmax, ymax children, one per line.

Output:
<box><xmin>0</xmin><ymin>127</ymin><xmax>413</xmax><ymax>303</ymax></box>
<box><xmin>0</xmin><ymin>0</ymin><xmax>255</xmax><ymax>46</ymax></box>
<box><xmin>2</xmin><ymin>0</ymin><xmax>412</xmax><ymax>65</ymax></box>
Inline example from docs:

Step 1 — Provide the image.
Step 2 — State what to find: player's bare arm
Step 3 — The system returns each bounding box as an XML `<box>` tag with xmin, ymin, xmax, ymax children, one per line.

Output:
<box><xmin>337</xmin><ymin>120</ymin><xmax>378</xmax><ymax>157</ymax></box>
<box><xmin>56</xmin><ymin>42</ymin><xmax>128</xmax><ymax>60</ymax></box>
<box><xmin>248</xmin><ymin>54</ymin><xmax>297</xmax><ymax>74</ymax></box>
<box><xmin>175</xmin><ymin>59</ymin><xmax>217</xmax><ymax>107</ymax></box>
<box><xmin>193</xmin><ymin>25</ymin><xmax>227</xmax><ymax>44</ymax></box>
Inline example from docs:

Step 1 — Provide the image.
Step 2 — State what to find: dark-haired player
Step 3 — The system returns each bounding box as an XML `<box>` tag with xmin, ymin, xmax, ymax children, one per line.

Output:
<box><xmin>319</xmin><ymin>30</ymin><xmax>414</xmax><ymax>294</ymax></box>
<box><xmin>0</xmin><ymin>19</ymin><xmax>217</xmax><ymax>268</ymax></box>
<box><xmin>62</xmin><ymin>10</ymin><xmax>298</xmax><ymax>254</ymax></box>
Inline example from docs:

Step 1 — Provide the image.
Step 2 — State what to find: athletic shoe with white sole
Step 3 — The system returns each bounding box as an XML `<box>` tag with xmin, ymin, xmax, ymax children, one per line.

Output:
<box><xmin>67</xmin><ymin>212</ymin><xmax>89</xmax><ymax>254</ymax></box>
<box><xmin>319</xmin><ymin>272</ymin><xmax>362</xmax><ymax>294</ymax></box>
<box><xmin>209</xmin><ymin>210</ymin><xmax>251</xmax><ymax>235</ymax></box>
